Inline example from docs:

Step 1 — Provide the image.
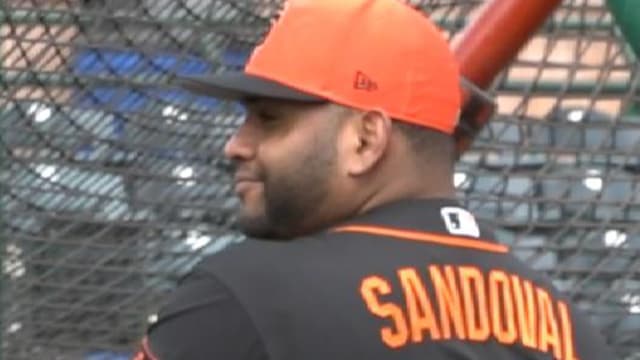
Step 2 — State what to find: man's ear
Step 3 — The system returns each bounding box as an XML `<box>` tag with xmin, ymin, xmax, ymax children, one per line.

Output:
<box><xmin>341</xmin><ymin>110</ymin><xmax>393</xmax><ymax>176</ymax></box>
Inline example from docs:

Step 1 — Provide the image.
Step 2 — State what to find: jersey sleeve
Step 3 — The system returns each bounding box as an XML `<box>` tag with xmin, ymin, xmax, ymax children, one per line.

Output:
<box><xmin>144</xmin><ymin>270</ymin><xmax>269</xmax><ymax>360</ymax></box>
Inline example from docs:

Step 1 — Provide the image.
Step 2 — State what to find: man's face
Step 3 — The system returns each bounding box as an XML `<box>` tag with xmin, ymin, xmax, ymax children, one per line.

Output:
<box><xmin>224</xmin><ymin>98</ymin><xmax>342</xmax><ymax>239</ymax></box>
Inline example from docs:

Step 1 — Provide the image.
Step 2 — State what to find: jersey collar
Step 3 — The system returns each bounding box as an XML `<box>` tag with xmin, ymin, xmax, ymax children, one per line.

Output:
<box><xmin>334</xmin><ymin>197</ymin><xmax>492</xmax><ymax>241</ymax></box>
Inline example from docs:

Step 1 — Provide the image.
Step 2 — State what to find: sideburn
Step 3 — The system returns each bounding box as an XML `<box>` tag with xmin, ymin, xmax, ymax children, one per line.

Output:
<box><xmin>263</xmin><ymin>122</ymin><xmax>340</xmax><ymax>239</ymax></box>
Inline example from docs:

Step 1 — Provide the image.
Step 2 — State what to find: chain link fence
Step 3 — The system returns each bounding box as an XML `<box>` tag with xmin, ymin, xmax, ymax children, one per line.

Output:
<box><xmin>1</xmin><ymin>0</ymin><xmax>639</xmax><ymax>359</ymax></box>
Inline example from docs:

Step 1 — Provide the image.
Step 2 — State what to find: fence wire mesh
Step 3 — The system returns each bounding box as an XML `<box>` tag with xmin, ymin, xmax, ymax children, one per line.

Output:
<box><xmin>1</xmin><ymin>0</ymin><xmax>639</xmax><ymax>359</ymax></box>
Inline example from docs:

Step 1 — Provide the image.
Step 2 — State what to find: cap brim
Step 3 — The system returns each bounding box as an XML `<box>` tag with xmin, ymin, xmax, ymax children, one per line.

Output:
<box><xmin>177</xmin><ymin>73</ymin><xmax>326</xmax><ymax>103</ymax></box>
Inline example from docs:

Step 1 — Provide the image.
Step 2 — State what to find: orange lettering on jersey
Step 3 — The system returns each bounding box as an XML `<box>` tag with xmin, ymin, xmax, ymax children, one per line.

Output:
<box><xmin>558</xmin><ymin>301</ymin><xmax>578</xmax><ymax>360</ymax></box>
<box><xmin>488</xmin><ymin>270</ymin><xmax>517</xmax><ymax>344</ymax></box>
<box><xmin>459</xmin><ymin>266</ymin><xmax>490</xmax><ymax>341</ymax></box>
<box><xmin>537</xmin><ymin>288</ymin><xmax>562</xmax><ymax>359</ymax></box>
<box><xmin>398</xmin><ymin>267</ymin><xmax>442</xmax><ymax>342</ymax></box>
<box><xmin>511</xmin><ymin>275</ymin><xmax>538</xmax><ymax>349</ymax></box>
<box><xmin>428</xmin><ymin>264</ymin><xmax>466</xmax><ymax>340</ymax></box>
<box><xmin>361</xmin><ymin>265</ymin><xmax>578</xmax><ymax>357</ymax></box>
<box><xmin>360</xmin><ymin>275</ymin><xmax>410</xmax><ymax>348</ymax></box>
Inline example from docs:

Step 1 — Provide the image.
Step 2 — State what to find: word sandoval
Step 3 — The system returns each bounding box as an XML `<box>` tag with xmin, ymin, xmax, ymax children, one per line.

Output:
<box><xmin>360</xmin><ymin>264</ymin><xmax>577</xmax><ymax>360</ymax></box>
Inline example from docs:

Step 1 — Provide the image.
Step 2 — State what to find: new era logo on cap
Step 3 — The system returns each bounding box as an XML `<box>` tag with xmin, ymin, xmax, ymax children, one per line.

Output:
<box><xmin>354</xmin><ymin>71</ymin><xmax>378</xmax><ymax>91</ymax></box>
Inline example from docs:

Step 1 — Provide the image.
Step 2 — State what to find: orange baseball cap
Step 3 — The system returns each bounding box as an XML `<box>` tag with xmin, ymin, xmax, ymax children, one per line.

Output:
<box><xmin>180</xmin><ymin>0</ymin><xmax>461</xmax><ymax>134</ymax></box>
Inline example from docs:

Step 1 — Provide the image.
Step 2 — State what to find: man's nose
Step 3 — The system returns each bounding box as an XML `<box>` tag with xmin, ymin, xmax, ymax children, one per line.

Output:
<box><xmin>223</xmin><ymin>122</ymin><xmax>257</xmax><ymax>162</ymax></box>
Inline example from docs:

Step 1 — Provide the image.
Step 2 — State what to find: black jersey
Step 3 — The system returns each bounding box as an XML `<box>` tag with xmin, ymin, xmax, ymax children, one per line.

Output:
<box><xmin>136</xmin><ymin>198</ymin><xmax>614</xmax><ymax>360</ymax></box>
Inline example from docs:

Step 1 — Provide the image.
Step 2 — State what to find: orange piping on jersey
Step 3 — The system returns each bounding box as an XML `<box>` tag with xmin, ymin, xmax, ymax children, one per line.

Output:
<box><xmin>332</xmin><ymin>225</ymin><xmax>509</xmax><ymax>253</ymax></box>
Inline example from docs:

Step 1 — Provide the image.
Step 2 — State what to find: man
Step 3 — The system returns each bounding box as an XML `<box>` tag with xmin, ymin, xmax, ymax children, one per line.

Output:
<box><xmin>136</xmin><ymin>0</ymin><xmax>615</xmax><ymax>359</ymax></box>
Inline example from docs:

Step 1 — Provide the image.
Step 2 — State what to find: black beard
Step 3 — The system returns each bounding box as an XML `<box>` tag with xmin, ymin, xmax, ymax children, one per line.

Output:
<box><xmin>237</xmin><ymin>133</ymin><xmax>337</xmax><ymax>240</ymax></box>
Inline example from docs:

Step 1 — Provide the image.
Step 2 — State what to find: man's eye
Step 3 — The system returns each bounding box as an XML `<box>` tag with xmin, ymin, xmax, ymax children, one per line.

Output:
<box><xmin>259</xmin><ymin>112</ymin><xmax>279</xmax><ymax>122</ymax></box>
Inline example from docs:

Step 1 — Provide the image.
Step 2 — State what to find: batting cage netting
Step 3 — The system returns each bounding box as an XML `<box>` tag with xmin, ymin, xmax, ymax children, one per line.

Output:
<box><xmin>1</xmin><ymin>0</ymin><xmax>639</xmax><ymax>359</ymax></box>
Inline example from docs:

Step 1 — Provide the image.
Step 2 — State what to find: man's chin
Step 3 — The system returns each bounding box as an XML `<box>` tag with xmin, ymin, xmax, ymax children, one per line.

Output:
<box><xmin>236</xmin><ymin>213</ymin><xmax>281</xmax><ymax>240</ymax></box>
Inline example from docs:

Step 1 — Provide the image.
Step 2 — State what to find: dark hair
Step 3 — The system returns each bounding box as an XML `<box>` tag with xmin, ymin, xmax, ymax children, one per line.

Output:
<box><xmin>393</xmin><ymin>120</ymin><xmax>456</xmax><ymax>169</ymax></box>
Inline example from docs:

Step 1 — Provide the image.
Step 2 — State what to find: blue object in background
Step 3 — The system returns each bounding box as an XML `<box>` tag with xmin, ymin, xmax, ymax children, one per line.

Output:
<box><xmin>221</xmin><ymin>48</ymin><xmax>251</xmax><ymax>69</ymax></box>
<box><xmin>70</xmin><ymin>48</ymin><xmax>249</xmax><ymax>160</ymax></box>
<box><xmin>75</xmin><ymin>88</ymin><xmax>147</xmax><ymax>112</ymax></box>
<box><xmin>72</xmin><ymin>48</ymin><xmax>253</xmax><ymax>112</ymax></box>
<box><xmin>74</xmin><ymin>50</ymin><xmax>142</xmax><ymax>76</ymax></box>
<box><xmin>85</xmin><ymin>350</ymin><xmax>133</xmax><ymax>360</ymax></box>
<box><xmin>71</xmin><ymin>49</ymin><xmax>236</xmax><ymax>113</ymax></box>
<box><xmin>73</xmin><ymin>49</ymin><xmax>212</xmax><ymax>76</ymax></box>
<box><xmin>145</xmin><ymin>88</ymin><xmax>221</xmax><ymax>110</ymax></box>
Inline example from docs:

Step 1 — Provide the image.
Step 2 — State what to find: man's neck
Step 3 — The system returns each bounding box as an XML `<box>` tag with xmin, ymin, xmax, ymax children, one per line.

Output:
<box><xmin>355</xmin><ymin>177</ymin><xmax>456</xmax><ymax>217</ymax></box>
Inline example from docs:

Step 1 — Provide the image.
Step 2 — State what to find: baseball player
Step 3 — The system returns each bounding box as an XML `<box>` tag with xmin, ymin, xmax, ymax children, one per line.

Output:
<box><xmin>134</xmin><ymin>0</ymin><xmax>615</xmax><ymax>359</ymax></box>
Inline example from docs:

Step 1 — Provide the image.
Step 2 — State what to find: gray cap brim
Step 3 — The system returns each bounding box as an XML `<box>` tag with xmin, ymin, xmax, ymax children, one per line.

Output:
<box><xmin>177</xmin><ymin>72</ymin><xmax>326</xmax><ymax>103</ymax></box>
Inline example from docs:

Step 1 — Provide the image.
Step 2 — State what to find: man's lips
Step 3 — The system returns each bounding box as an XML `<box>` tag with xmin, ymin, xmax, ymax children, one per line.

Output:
<box><xmin>233</xmin><ymin>174</ymin><xmax>262</xmax><ymax>194</ymax></box>
<box><xmin>234</xmin><ymin>173</ymin><xmax>261</xmax><ymax>183</ymax></box>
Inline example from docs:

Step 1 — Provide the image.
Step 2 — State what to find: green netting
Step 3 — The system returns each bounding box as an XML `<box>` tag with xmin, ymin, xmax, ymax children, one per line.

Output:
<box><xmin>1</xmin><ymin>0</ymin><xmax>639</xmax><ymax>359</ymax></box>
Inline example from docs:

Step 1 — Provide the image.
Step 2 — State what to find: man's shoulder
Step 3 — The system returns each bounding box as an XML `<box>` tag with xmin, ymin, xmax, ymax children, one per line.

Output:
<box><xmin>193</xmin><ymin>233</ymin><xmax>334</xmax><ymax>278</ymax></box>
